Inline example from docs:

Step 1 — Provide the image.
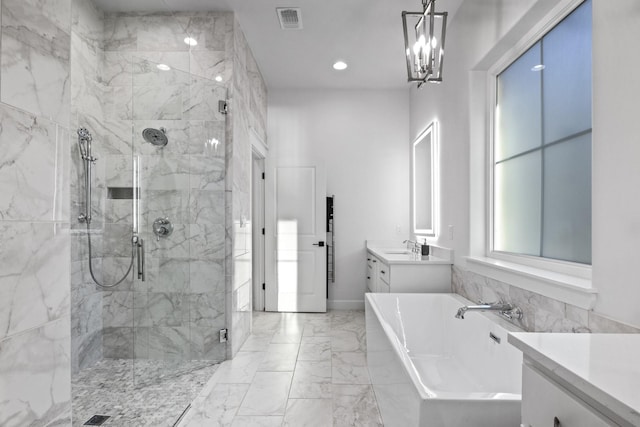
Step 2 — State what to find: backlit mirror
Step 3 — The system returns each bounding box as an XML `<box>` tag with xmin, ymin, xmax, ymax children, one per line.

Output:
<box><xmin>413</xmin><ymin>121</ymin><xmax>438</xmax><ymax>236</ymax></box>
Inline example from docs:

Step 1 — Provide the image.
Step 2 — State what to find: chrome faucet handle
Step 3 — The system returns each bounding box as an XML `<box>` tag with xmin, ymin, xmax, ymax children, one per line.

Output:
<box><xmin>501</xmin><ymin>306</ymin><xmax>523</xmax><ymax>321</ymax></box>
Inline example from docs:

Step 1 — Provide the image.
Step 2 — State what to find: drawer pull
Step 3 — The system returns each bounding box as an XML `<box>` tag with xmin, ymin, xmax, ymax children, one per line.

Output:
<box><xmin>367</xmin><ymin>276</ymin><xmax>370</xmax><ymax>279</ymax></box>
<box><xmin>373</xmin><ymin>260</ymin><xmax>377</xmax><ymax>263</ymax></box>
<box><xmin>554</xmin><ymin>416</ymin><xmax>561</xmax><ymax>427</ymax></box>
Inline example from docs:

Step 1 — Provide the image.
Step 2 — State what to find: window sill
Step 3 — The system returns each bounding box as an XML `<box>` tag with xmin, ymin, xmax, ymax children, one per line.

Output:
<box><xmin>464</xmin><ymin>256</ymin><xmax>597</xmax><ymax>309</ymax></box>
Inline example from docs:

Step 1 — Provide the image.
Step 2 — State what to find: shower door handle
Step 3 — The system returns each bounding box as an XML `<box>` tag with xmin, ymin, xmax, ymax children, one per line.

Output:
<box><xmin>137</xmin><ymin>238</ymin><xmax>145</xmax><ymax>282</ymax></box>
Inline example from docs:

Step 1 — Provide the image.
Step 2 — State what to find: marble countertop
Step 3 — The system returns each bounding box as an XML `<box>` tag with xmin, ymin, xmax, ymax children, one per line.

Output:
<box><xmin>367</xmin><ymin>246</ymin><xmax>453</xmax><ymax>265</ymax></box>
<box><xmin>508</xmin><ymin>332</ymin><xmax>640</xmax><ymax>426</ymax></box>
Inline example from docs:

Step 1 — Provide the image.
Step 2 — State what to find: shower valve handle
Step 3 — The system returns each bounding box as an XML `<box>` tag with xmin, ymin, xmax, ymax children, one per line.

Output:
<box><xmin>152</xmin><ymin>217</ymin><xmax>174</xmax><ymax>241</ymax></box>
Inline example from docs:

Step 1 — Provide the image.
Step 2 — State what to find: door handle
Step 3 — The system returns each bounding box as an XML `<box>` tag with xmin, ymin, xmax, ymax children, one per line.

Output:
<box><xmin>313</xmin><ymin>241</ymin><xmax>325</xmax><ymax>247</ymax></box>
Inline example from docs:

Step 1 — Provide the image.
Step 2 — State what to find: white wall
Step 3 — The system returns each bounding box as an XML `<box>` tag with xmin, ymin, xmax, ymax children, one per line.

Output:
<box><xmin>410</xmin><ymin>0</ymin><xmax>640</xmax><ymax>327</ymax></box>
<box><xmin>267</xmin><ymin>89</ymin><xmax>410</xmax><ymax>307</ymax></box>
<box><xmin>591</xmin><ymin>0</ymin><xmax>640</xmax><ymax>327</ymax></box>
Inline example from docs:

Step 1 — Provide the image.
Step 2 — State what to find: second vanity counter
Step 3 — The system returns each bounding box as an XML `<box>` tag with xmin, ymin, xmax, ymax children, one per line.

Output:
<box><xmin>509</xmin><ymin>332</ymin><xmax>640</xmax><ymax>427</ymax></box>
<box><xmin>366</xmin><ymin>242</ymin><xmax>453</xmax><ymax>293</ymax></box>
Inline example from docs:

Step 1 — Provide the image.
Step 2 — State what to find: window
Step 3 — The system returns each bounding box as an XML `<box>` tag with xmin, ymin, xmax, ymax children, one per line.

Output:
<box><xmin>493</xmin><ymin>0</ymin><xmax>592</xmax><ymax>265</ymax></box>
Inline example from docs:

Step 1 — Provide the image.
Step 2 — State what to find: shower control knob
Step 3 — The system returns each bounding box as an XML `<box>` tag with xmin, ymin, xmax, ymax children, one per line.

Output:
<box><xmin>152</xmin><ymin>217</ymin><xmax>174</xmax><ymax>241</ymax></box>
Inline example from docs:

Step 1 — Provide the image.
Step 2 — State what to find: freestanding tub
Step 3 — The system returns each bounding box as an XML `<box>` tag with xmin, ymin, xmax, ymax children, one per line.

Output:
<box><xmin>365</xmin><ymin>293</ymin><xmax>523</xmax><ymax>427</ymax></box>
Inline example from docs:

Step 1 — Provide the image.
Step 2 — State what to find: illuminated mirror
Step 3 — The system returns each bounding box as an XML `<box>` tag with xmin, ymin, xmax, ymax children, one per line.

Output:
<box><xmin>413</xmin><ymin>121</ymin><xmax>438</xmax><ymax>236</ymax></box>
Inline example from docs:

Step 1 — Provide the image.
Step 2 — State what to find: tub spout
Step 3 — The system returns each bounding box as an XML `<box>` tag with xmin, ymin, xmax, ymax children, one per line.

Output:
<box><xmin>454</xmin><ymin>302</ymin><xmax>522</xmax><ymax>320</ymax></box>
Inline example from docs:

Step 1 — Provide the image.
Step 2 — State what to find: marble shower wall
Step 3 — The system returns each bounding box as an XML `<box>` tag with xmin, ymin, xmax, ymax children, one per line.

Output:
<box><xmin>97</xmin><ymin>11</ymin><xmax>233</xmax><ymax>362</ymax></box>
<box><xmin>453</xmin><ymin>266</ymin><xmax>640</xmax><ymax>333</ymax></box>
<box><xmin>0</xmin><ymin>0</ymin><xmax>73</xmax><ymax>425</ymax></box>
<box><xmin>227</xmin><ymin>19</ymin><xmax>268</xmax><ymax>358</ymax></box>
<box><xmin>70</xmin><ymin>0</ymin><xmax>106</xmax><ymax>373</ymax></box>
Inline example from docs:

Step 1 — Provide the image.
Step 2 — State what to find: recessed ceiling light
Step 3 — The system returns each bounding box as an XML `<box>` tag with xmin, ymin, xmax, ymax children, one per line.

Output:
<box><xmin>531</xmin><ymin>64</ymin><xmax>545</xmax><ymax>71</ymax></box>
<box><xmin>333</xmin><ymin>61</ymin><xmax>348</xmax><ymax>71</ymax></box>
<box><xmin>156</xmin><ymin>63</ymin><xmax>171</xmax><ymax>71</ymax></box>
<box><xmin>215</xmin><ymin>75</ymin><xmax>223</xmax><ymax>82</ymax></box>
<box><xmin>184</xmin><ymin>37</ymin><xmax>198</xmax><ymax>46</ymax></box>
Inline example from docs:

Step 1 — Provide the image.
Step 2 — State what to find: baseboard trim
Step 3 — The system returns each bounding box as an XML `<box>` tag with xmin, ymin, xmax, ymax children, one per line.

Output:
<box><xmin>327</xmin><ymin>299</ymin><xmax>365</xmax><ymax>310</ymax></box>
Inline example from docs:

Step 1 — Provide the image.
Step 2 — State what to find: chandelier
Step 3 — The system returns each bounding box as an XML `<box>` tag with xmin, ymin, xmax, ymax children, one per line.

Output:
<box><xmin>402</xmin><ymin>0</ymin><xmax>448</xmax><ymax>86</ymax></box>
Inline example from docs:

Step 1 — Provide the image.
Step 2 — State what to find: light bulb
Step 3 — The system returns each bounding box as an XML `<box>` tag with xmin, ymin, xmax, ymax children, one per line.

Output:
<box><xmin>413</xmin><ymin>41</ymin><xmax>421</xmax><ymax>56</ymax></box>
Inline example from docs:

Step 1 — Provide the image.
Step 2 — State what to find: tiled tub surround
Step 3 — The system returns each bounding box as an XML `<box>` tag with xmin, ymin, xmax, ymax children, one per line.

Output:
<box><xmin>453</xmin><ymin>266</ymin><xmax>640</xmax><ymax>334</ymax></box>
<box><xmin>0</xmin><ymin>0</ymin><xmax>73</xmax><ymax>424</ymax></box>
<box><xmin>366</xmin><ymin>293</ymin><xmax>523</xmax><ymax>427</ymax></box>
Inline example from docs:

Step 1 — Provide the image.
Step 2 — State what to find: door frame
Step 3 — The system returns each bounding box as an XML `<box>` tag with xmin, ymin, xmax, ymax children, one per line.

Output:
<box><xmin>250</xmin><ymin>129</ymin><xmax>267</xmax><ymax>311</ymax></box>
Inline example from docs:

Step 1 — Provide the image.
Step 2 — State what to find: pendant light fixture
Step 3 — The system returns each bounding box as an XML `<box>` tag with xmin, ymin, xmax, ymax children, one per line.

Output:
<box><xmin>402</xmin><ymin>0</ymin><xmax>448</xmax><ymax>86</ymax></box>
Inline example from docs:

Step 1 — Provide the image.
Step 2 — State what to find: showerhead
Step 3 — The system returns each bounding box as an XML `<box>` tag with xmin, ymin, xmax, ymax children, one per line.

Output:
<box><xmin>142</xmin><ymin>127</ymin><xmax>168</xmax><ymax>147</ymax></box>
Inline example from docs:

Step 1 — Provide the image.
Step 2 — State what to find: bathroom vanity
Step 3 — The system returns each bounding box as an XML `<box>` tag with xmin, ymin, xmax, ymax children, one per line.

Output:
<box><xmin>509</xmin><ymin>333</ymin><xmax>640</xmax><ymax>427</ymax></box>
<box><xmin>366</xmin><ymin>242</ymin><xmax>452</xmax><ymax>293</ymax></box>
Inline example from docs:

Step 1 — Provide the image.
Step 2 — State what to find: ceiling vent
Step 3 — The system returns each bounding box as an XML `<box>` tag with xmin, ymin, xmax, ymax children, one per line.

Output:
<box><xmin>276</xmin><ymin>8</ymin><xmax>303</xmax><ymax>30</ymax></box>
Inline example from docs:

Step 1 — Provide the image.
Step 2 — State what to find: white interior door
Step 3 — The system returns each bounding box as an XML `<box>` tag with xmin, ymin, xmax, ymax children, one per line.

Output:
<box><xmin>275</xmin><ymin>165</ymin><xmax>326</xmax><ymax>312</ymax></box>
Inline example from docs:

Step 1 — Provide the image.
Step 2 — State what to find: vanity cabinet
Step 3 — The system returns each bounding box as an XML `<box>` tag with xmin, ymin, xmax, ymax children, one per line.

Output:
<box><xmin>366</xmin><ymin>248</ymin><xmax>451</xmax><ymax>293</ymax></box>
<box><xmin>521</xmin><ymin>364</ymin><xmax>616</xmax><ymax>427</ymax></box>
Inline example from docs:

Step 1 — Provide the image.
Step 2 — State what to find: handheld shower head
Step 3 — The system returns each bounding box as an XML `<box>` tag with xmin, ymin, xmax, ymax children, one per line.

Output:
<box><xmin>77</xmin><ymin>127</ymin><xmax>92</xmax><ymax>160</ymax></box>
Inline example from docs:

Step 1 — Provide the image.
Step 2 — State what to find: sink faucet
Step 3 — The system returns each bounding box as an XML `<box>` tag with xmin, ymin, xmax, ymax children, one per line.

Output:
<box><xmin>402</xmin><ymin>239</ymin><xmax>420</xmax><ymax>255</ymax></box>
<box><xmin>455</xmin><ymin>301</ymin><xmax>523</xmax><ymax>320</ymax></box>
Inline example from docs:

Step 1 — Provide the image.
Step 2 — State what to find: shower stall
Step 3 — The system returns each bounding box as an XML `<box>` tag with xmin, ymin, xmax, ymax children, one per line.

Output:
<box><xmin>68</xmin><ymin>0</ymin><xmax>257</xmax><ymax>424</ymax></box>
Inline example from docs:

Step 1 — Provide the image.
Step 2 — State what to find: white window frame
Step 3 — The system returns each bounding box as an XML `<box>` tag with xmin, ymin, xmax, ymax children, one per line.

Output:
<box><xmin>466</xmin><ymin>0</ymin><xmax>597</xmax><ymax>309</ymax></box>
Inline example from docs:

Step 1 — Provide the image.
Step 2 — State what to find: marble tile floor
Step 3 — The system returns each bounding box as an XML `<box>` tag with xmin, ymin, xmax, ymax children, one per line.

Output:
<box><xmin>179</xmin><ymin>310</ymin><xmax>384</xmax><ymax>427</ymax></box>
<box><xmin>72</xmin><ymin>359</ymin><xmax>219</xmax><ymax>427</ymax></box>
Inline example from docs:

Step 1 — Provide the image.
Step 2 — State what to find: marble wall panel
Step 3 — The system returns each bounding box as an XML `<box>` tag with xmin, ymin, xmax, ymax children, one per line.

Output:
<box><xmin>0</xmin><ymin>104</ymin><xmax>69</xmax><ymax>221</ymax></box>
<box><xmin>103</xmin><ymin>14</ymin><xmax>137</xmax><ymax>52</ymax></box>
<box><xmin>0</xmin><ymin>317</ymin><xmax>72</xmax><ymax>426</ymax></box>
<box><xmin>190</xmin><ymin>50</ymin><xmax>229</xmax><ymax>81</ymax></box>
<box><xmin>190</xmin><ymin>259</ymin><xmax>225</xmax><ymax>294</ymax></box>
<box><xmin>189</xmin><ymin>190</ymin><xmax>225</xmax><ymax>225</ymax></box>
<box><xmin>191</xmin><ymin>292</ymin><xmax>225</xmax><ymax>328</ymax></box>
<box><xmin>1</xmin><ymin>0</ymin><xmax>71</xmax><ymax>125</ymax></box>
<box><xmin>0</xmin><ymin>222</ymin><xmax>70</xmax><ymax>340</ymax></box>
<box><xmin>183</xmin><ymin>75</ymin><xmax>227</xmax><ymax>121</ymax></box>
<box><xmin>147</xmin><ymin>326</ymin><xmax>190</xmax><ymax>360</ymax></box>
<box><xmin>452</xmin><ymin>266</ymin><xmax>640</xmax><ymax>333</ymax></box>
<box><xmin>190</xmin><ymin>224</ymin><xmax>226</xmax><ymax>260</ymax></box>
<box><xmin>190</xmin><ymin>157</ymin><xmax>226</xmax><ymax>191</ymax></box>
<box><xmin>147</xmin><ymin>258</ymin><xmax>190</xmax><ymax>293</ymax></box>
<box><xmin>133</xmin><ymin>84</ymin><xmax>186</xmax><ymax>120</ymax></box>
<box><xmin>103</xmin><ymin>326</ymin><xmax>133</xmax><ymax>359</ymax></box>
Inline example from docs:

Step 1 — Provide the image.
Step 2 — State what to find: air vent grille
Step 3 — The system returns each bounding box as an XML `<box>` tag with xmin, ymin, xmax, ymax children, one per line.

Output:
<box><xmin>277</xmin><ymin>8</ymin><xmax>303</xmax><ymax>30</ymax></box>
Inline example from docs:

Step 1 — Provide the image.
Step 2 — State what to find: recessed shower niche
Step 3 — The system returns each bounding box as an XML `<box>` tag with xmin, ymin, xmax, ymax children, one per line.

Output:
<box><xmin>69</xmin><ymin>0</ymin><xmax>267</xmax><ymax>423</ymax></box>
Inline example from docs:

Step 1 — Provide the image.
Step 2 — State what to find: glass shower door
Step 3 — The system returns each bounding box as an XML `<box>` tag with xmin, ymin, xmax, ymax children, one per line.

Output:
<box><xmin>130</xmin><ymin>55</ymin><xmax>227</xmax><ymax>390</ymax></box>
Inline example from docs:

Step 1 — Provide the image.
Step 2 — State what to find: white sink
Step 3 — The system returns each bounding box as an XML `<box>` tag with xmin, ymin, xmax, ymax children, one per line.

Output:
<box><xmin>384</xmin><ymin>250</ymin><xmax>412</xmax><ymax>255</ymax></box>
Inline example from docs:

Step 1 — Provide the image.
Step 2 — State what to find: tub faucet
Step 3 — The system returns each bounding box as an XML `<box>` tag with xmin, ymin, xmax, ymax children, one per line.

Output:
<box><xmin>455</xmin><ymin>301</ymin><xmax>523</xmax><ymax>320</ymax></box>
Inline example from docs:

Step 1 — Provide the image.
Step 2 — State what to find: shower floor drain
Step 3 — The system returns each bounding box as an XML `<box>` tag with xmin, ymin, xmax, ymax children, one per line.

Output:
<box><xmin>84</xmin><ymin>415</ymin><xmax>110</xmax><ymax>425</ymax></box>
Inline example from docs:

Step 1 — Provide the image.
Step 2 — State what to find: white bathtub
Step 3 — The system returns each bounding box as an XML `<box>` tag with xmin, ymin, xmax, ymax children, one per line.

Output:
<box><xmin>365</xmin><ymin>293</ymin><xmax>523</xmax><ymax>427</ymax></box>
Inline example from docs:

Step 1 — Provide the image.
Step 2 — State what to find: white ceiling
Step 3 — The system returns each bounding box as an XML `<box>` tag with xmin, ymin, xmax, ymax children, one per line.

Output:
<box><xmin>93</xmin><ymin>0</ymin><xmax>464</xmax><ymax>90</ymax></box>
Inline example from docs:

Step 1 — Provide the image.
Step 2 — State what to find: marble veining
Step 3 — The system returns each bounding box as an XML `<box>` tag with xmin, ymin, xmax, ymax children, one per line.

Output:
<box><xmin>0</xmin><ymin>222</ymin><xmax>70</xmax><ymax>340</ymax></box>
<box><xmin>180</xmin><ymin>310</ymin><xmax>383</xmax><ymax>427</ymax></box>
<box><xmin>453</xmin><ymin>266</ymin><xmax>640</xmax><ymax>333</ymax></box>
<box><xmin>0</xmin><ymin>317</ymin><xmax>72</xmax><ymax>427</ymax></box>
